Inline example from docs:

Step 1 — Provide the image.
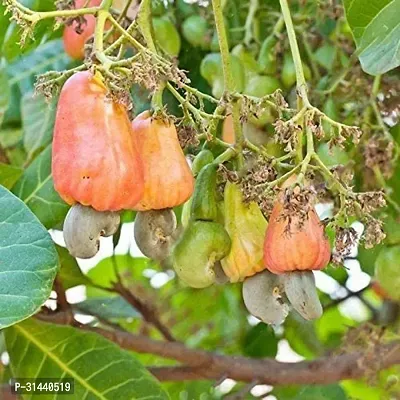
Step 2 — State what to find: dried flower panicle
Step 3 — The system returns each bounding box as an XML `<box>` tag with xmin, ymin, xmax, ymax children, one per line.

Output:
<box><xmin>279</xmin><ymin>184</ymin><xmax>317</xmax><ymax>232</ymax></box>
<box><xmin>240</xmin><ymin>155</ymin><xmax>277</xmax><ymax>215</ymax></box>
<box><xmin>364</xmin><ymin>135</ymin><xmax>395</xmax><ymax>179</ymax></box>
<box><xmin>176</xmin><ymin>123</ymin><xmax>199</xmax><ymax>149</ymax></box>
<box><xmin>363</xmin><ymin>215</ymin><xmax>386</xmax><ymax>248</ymax></box>
<box><xmin>332</xmin><ymin>226</ymin><xmax>358</xmax><ymax>265</ymax></box>
<box><xmin>356</xmin><ymin>191</ymin><xmax>386</xmax><ymax>213</ymax></box>
<box><xmin>274</xmin><ymin>120</ymin><xmax>300</xmax><ymax>152</ymax></box>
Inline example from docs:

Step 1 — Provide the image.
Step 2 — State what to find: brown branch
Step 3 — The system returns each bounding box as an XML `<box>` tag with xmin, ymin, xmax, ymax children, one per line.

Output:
<box><xmin>112</xmin><ymin>281</ymin><xmax>175</xmax><ymax>342</ymax></box>
<box><xmin>36</xmin><ymin>311</ymin><xmax>400</xmax><ymax>386</ymax></box>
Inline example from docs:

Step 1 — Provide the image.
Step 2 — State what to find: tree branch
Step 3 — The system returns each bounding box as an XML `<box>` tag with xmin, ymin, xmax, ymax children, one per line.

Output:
<box><xmin>36</xmin><ymin>312</ymin><xmax>400</xmax><ymax>386</ymax></box>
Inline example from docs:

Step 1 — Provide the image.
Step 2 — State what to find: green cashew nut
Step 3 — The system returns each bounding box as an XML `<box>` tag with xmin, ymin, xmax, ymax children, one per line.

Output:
<box><xmin>172</xmin><ymin>220</ymin><xmax>231</xmax><ymax>288</ymax></box>
<box><xmin>242</xmin><ymin>270</ymin><xmax>289</xmax><ymax>325</ymax></box>
<box><xmin>63</xmin><ymin>204</ymin><xmax>120</xmax><ymax>259</ymax></box>
<box><xmin>283</xmin><ymin>271</ymin><xmax>323</xmax><ymax>320</ymax></box>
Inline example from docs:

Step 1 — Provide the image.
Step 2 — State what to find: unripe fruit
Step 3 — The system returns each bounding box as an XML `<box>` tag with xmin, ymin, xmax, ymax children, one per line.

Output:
<box><xmin>172</xmin><ymin>220</ymin><xmax>231</xmax><ymax>288</ymax></box>
<box><xmin>221</xmin><ymin>182</ymin><xmax>268</xmax><ymax>282</ymax></box>
<box><xmin>63</xmin><ymin>204</ymin><xmax>120</xmax><ymax>259</ymax></box>
<box><xmin>152</xmin><ymin>17</ymin><xmax>181</xmax><ymax>57</ymax></box>
<box><xmin>242</xmin><ymin>270</ymin><xmax>289</xmax><ymax>325</ymax></box>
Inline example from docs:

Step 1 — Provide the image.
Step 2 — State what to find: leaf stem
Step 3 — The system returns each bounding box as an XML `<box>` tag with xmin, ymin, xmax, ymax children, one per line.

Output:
<box><xmin>279</xmin><ymin>0</ymin><xmax>310</xmax><ymax>108</ymax></box>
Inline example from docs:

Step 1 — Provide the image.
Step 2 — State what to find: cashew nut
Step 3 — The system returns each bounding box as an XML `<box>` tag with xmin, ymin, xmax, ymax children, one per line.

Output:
<box><xmin>134</xmin><ymin>209</ymin><xmax>177</xmax><ymax>261</ymax></box>
<box><xmin>63</xmin><ymin>204</ymin><xmax>120</xmax><ymax>259</ymax></box>
<box><xmin>242</xmin><ymin>270</ymin><xmax>289</xmax><ymax>325</ymax></box>
<box><xmin>283</xmin><ymin>270</ymin><xmax>323</xmax><ymax>320</ymax></box>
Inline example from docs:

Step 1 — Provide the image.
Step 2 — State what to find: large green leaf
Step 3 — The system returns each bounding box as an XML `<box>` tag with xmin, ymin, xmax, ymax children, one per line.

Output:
<box><xmin>1</xmin><ymin>0</ymin><xmax>60</xmax><ymax>62</ymax></box>
<box><xmin>0</xmin><ymin>69</ymin><xmax>11</xmax><ymax>127</ymax></box>
<box><xmin>21</xmin><ymin>92</ymin><xmax>57</xmax><ymax>160</ymax></box>
<box><xmin>56</xmin><ymin>245</ymin><xmax>91</xmax><ymax>290</ymax></box>
<box><xmin>343</xmin><ymin>0</ymin><xmax>400</xmax><ymax>75</ymax></box>
<box><xmin>6</xmin><ymin>39</ymin><xmax>71</xmax><ymax>93</ymax></box>
<box><xmin>242</xmin><ymin>323</ymin><xmax>278</xmax><ymax>358</ymax></box>
<box><xmin>0</xmin><ymin>185</ymin><xmax>58</xmax><ymax>329</ymax></box>
<box><xmin>5</xmin><ymin>318</ymin><xmax>169</xmax><ymax>399</ymax></box>
<box><xmin>76</xmin><ymin>297</ymin><xmax>140</xmax><ymax>321</ymax></box>
<box><xmin>294</xmin><ymin>384</ymin><xmax>347</xmax><ymax>400</ymax></box>
<box><xmin>0</xmin><ymin>162</ymin><xmax>23</xmax><ymax>189</ymax></box>
<box><xmin>12</xmin><ymin>145</ymin><xmax>69</xmax><ymax>229</ymax></box>
<box><xmin>284</xmin><ymin>312</ymin><xmax>324</xmax><ymax>359</ymax></box>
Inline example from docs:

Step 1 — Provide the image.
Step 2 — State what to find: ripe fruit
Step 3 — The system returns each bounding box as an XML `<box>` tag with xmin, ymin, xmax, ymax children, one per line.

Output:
<box><xmin>375</xmin><ymin>245</ymin><xmax>400</xmax><ymax>301</ymax></box>
<box><xmin>63</xmin><ymin>0</ymin><xmax>101</xmax><ymax>60</ymax></box>
<box><xmin>263</xmin><ymin>179</ymin><xmax>331</xmax><ymax>274</ymax></box>
<box><xmin>152</xmin><ymin>17</ymin><xmax>181</xmax><ymax>57</ymax></box>
<box><xmin>132</xmin><ymin>111</ymin><xmax>194</xmax><ymax>211</ymax></box>
<box><xmin>283</xmin><ymin>271</ymin><xmax>323</xmax><ymax>320</ymax></box>
<box><xmin>221</xmin><ymin>182</ymin><xmax>268</xmax><ymax>282</ymax></box>
<box><xmin>242</xmin><ymin>270</ymin><xmax>289</xmax><ymax>325</ymax></box>
<box><xmin>63</xmin><ymin>204</ymin><xmax>120</xmax><ymax>259</ymax></box>
<box><xmin>134</xmin><ymin>209</ymin><xmax>178</xmax><ymax>261</ymax></box>
<box><xmin>52</xmin><ymin>71</ymin><xmax>144</xmax><ymax>211</ymax></box>
<box><xmin>181</xmin><ymin>15</ymin><xmax>210</xmax><ymax>49</ymax></box>
<box><xmin>172</xmin><ymin>220</ymin><xmax>231</xmax><ymax>288</ymax></box>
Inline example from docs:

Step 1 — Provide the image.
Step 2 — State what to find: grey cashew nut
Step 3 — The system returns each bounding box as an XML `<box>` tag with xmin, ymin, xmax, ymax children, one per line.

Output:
<box><xmin>242</xmin><ymin>270</ymin><xmax>289</xmax><ymax>325</ymax></box>
<box><xmin>63</xmin><ymin>204</ymin><xmax>120</xmax><ymax>259</ymax></box>
<box><xmin>134</xmin><ymin>209</ymin><xmax>178</xmax><ymax>261</ymax></box>
<box><xmin>283</xmin><ymin>270</ymin><xmax>323</xmax><ymax>320</ymax></box>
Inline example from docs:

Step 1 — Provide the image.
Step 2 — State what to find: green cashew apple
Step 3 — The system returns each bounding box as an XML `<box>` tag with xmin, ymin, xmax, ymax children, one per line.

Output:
<box><xmin>173</xmin><ymin>220</ymin><xmax>231</xmax><ymax>288</ymax></box>
<box><xmin>152</xmin><ymin>17</ymin><xmax>181</xmax><ymax>57</ymax></box>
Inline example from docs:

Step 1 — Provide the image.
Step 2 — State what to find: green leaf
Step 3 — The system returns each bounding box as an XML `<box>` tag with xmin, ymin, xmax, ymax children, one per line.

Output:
<box><xmin>0</xmin><ymin>185</ymin><xmax>58</xmax><ymax>329</ymax></box>
<box><xmin>0</xmin><ymin>69</ymin><xmax>11</xmax><ymax>127</ymax></box>
<box><xmin>22</xmin><ymin>92</ymin><xmax>57</xmax><ymax>159</ymax></box>
<box><xmin>343</xmin><ymin>0</ymin><xmax>400</xmax><ymax>75</ymax></box>
<box><xmin>56</xmin><ymin>245</ymin><xmax>91</xmax><ymax>289</ymax></box>
<box><xmin>1</xmin><ymin>0</ymin><xmax>59</xmax><ymax>61</ymax></box>
<box><xmin>6</xmin><ymin>39</ymin><xmax>71</xmax><ymax>93</ymax></box>
<box><xmin>0</xmin><ymin>3</ymin><xmax>10</xmax><ymax>48</ymax></box>
<box><xmin>0</xmin><ymin>128</ymin><xmax>23</xmax><ymax>149</ymax></box>
<box><xmin>0</xmin><ymin>162</ymin><xmax>23</xmax><ymax>189</ymax></box>
<box><xmin>86</xmin><ymin>255</ymin><xmax>149</xmax><ymax>297</ymax></box>
<box><xmin>5</xmin><ymin>318</ymin><xmax>169</xmax><ymax>399</ymax></box>
<box><xmin>12</xmin><ymin>145</ymin><xmax>69</xmax><ymax>229</ymax></box>
<box><xmin>284</xmin><ymin>312</ymin><xmax>324</xmax><ymax>358</ymax></box>
<box><xmin>76</xmin><ymin>297</ymin><xmax>140</xmax><ymax>320</ymax></box>
<box><xmin>313</xmin><ymin>44</ymin><xmax>336</xmax><ymax>70</ymax></box>
<box><xmin>294</xmin><ymin>384</ymin><xmax>347</xmax><ymax>400</ymax></box>
<box><xmin>243</xmin><ymin>323</ymin><xmax>278</xmax><ymax>358</ymax></box>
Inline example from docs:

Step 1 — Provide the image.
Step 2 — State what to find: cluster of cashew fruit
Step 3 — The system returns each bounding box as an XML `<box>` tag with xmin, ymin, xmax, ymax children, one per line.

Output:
<box><xmin>52</xmin><ymin>71</ymin><xmax>193</xmax><ymax>260</ymax></box>
<box><xmin>53</xmin><ymin>70</ymin><xmax>330</xmax><ymax>325</ymax></box>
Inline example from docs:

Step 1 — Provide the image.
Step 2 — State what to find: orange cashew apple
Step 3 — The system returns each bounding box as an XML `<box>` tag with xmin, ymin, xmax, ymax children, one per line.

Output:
<box><xmin>131</xmin><ymin>111</ymin><xmax>194</xmax><ymax>211</ymax></box>
<box><xmin>52</xmin><ymin>71</ymin><xmax>144</xmax><ymax>211</ymax></box>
